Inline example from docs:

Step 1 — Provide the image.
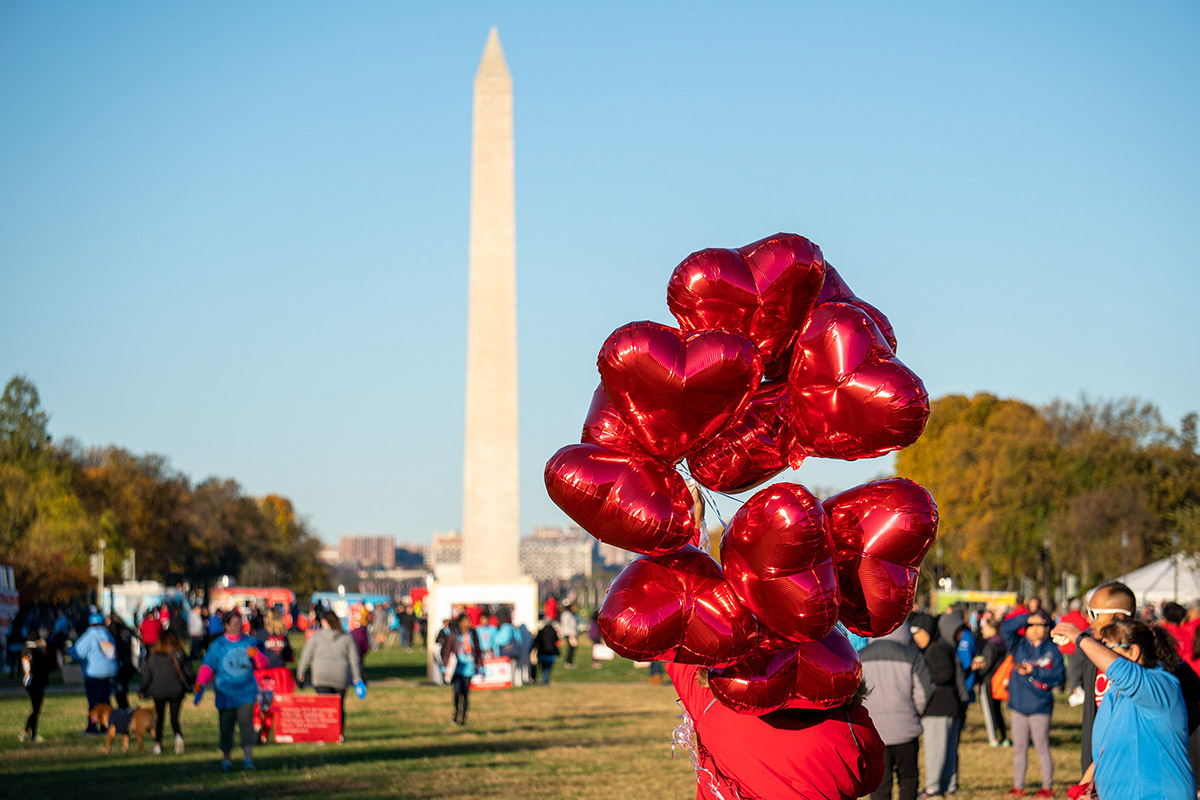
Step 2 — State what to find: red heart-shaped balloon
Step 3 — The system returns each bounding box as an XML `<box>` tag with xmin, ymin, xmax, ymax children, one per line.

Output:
<box><xmin>817</xmin><ymin>262</ymin><xmax>898</xmax><ymax>352</ymax></box>
<box><xmin>720</xmin><ymin>483</ymin><xmax>839</xmax><ymax>643</ymax></box>
<box><xmin>686</xmin><ymin>379</ymin><xmax>802</xmax><ymax>493</ymax></box>
<box><xmin>598</xmin><ymin>321</ymin><xmax>763</xmax><ymax>464</ymax></box>
<box><xmin>824</xmin><ymin>478</ymin><xmax>939</xmax><ymax>637</ymax></box>
<box><xmin>544</xmin><ymin>443</ymin><xmax>697</xmax><ymax>557</ymax></box>
<box><xmin>598</xmin><ymin>546</ymin><xmax>760</xmax><ymax>666</ymax></box>
<box><xmin>580</xmin><ymin>383</ymin><xmax>647</xmax><ymax>457</ymax></box>
<box><xmin>667</xmin><ymin>233</ymin><xmax>825</xmax><ymax>377</ymax></box>
<box><xmin>706</xmin><ymin>628</ymin><xmax>862</xmax><ymax>714</ymax></box>
<box><xmin>787</xmin><ymin>303</ymin><xmax>929</xmax><ymax>460</ymax></box>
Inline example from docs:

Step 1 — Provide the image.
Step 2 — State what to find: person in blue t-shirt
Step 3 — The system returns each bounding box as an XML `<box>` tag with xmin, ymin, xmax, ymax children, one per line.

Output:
<box><xmin>197</xmin><ymin>609</ymin><xmax>267</xmax><ymax>771</ymax></box>
<box><xmin>1052</xmin><ymin>616</ymin><xmax>1195</xmax><ymax>800</ymax></box>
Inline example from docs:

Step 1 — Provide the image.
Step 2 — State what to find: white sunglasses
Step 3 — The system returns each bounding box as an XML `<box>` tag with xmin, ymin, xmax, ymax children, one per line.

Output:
<box><xmin>1087</xmin><ymin>606</ymin><xmax>1131</xmax><ymax>620</ymax></box>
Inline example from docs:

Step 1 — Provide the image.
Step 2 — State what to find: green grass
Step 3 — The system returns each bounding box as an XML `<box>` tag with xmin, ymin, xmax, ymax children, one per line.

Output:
<box><xmin>1</xmin><ymin>641</ymin><xmax>1090</xmax><ymax>799</ymax></box>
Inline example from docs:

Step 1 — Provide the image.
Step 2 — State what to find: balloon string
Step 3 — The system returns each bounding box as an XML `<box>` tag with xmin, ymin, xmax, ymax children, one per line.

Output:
<box><xmin>677</xmin><ymin>464</ymin><xmax>746</xmax><ymax>548</ymax></box>
<box><xmin>672</xmin><ymin>700</ymin><xmax>733</xmax><ymax>800</ymax></box>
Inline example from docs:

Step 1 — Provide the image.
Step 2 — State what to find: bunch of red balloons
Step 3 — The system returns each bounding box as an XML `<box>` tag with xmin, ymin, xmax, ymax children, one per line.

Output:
<box><xmin>544</xmin><ymin>233</ymin><xmax>939</xmax><ymax>714</ymax></box>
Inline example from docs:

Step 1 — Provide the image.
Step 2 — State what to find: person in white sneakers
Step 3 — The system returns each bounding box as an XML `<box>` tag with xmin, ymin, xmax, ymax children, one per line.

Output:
<box><xmin>139</xmin><ymin>629</ymin><xmax>194</xmax><ymax>754</ymax></box>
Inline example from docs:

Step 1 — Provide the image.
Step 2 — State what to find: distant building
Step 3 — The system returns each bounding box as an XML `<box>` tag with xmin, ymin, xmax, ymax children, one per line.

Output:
<box><xmin>338</xmin><ymin>536</ymin><xmax>396</xmax><ymax>568</ymax></box>
<box><xmin>521</xmin><ymin>525</ymin><xmax>592</xmax><ymax>581</ymax></box>
<box><xmin>596</xmin><ymin>540</ymin><xmax>637</xmax><ymax>569</ymax></box>
<box><xmin>318</xmin><ymin>545</ymin><xmax>340</xmax><ymax>566</ymax></box>
<box><xmin>430</xmin><ymin>530</ymin><xmax>463</xmax><ymax>583</ymax></box>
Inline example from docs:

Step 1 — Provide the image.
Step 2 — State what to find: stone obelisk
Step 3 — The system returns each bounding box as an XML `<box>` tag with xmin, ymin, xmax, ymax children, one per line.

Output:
<box><xmin>462</xmin><ymin>27</ymin><xmax>521</xmax><ymax>584</ymax></box>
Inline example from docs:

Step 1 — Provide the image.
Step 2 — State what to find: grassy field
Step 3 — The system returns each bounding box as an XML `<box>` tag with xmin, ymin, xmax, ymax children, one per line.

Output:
<box><xmin>0</xmin><ymin>641</ymin><xmax>1088</xmax><ymax>799</ymax></box>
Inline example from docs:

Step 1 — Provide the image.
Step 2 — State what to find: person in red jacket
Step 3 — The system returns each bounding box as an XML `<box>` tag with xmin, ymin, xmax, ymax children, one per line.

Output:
<box><xmin>139</xmin><ymin>606</ymin><xmax>162</xmax><ymax>650</ymax></box>
<box><xmin>667</xmin><ymin>662</ymin><xmax>883</xmax><ymax>799</ymax></box>
<box><xmin>1161</xmin><ymin>602</ymin><xmax>1200</xmax><ymax>674</ymax></box>
<box><xmin>1058</xmin><ymin>598</ymin><xmax>1092</xmax><ymax>703</ymax></box>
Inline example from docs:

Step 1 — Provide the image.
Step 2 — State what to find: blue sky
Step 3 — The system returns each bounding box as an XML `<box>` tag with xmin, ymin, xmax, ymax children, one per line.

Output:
<box><xmin>2</xmin><ymin>2</ymin><xmax>1197</xmax><ymax>546</ymax></box>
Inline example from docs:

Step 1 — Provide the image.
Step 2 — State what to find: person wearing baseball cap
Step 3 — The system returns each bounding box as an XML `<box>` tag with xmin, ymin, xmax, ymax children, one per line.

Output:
<box><xmin>70</xmin><ymin>611</ymin><xmax>119</xmax><ymax>734</ymax></box>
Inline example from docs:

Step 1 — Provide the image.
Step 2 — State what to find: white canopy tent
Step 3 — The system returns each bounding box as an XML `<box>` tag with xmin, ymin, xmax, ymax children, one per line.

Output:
<box><xmin>1094</xmin><ymin>556</ymin><xmax>1200</xmax><ymax>606</ymax></box>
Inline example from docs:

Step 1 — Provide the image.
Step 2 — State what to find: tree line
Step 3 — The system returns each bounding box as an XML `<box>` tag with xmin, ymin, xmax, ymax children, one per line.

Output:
<box><xmin>0</xmin><ymin>375</ymin><xmax>329</xmax><ymax>603</ymax></box>
<box><xmin>896</xmin><ymin>393</ymin><xmax>1200</xmax><ymax>597</ymax></box>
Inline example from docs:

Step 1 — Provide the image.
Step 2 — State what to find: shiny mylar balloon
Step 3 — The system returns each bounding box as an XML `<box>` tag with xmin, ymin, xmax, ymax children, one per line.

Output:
<box><xmin>825</xmin><ymin>478</ymin><xmax>939</xmax><ymax>637</ymax></box>
<box><xmin>687</xmin><ymin>379</ymin><xmax>801</xmax><ymax>494</ymax></box>
<box><xmin>720</xmin><ymin>483</ymin><xmax>839</xmax><ymax>643</ymax></box>
<box><xmin>598</xmin><ymin>546</ymin><xmax>760</xmax><ymax>666</ymax></box>
<box><xmin>597</xmin><ymin>321</ymin><xmax>763</xmax><ymax>464</ymax></box>
<box><xmin>787</xmin><ymin>303</ymin><xmax>929</xmax><ymax>460</ymax></box>
<box><xmin>580</xmin><ymin>383</ymin><xmax>646</xmax><ymax>457</ymax></box>
<box><xmin>706</xmin><ymin>628</ymin><xmax>862</xmax><ymax>714</ymax></box>
<box><xmin>817</xmin><ymin>262</ymin><xmax>898</xmax><ymax>352</ymax></box>
<box><xmin>544</xmin><ymin>443</ymin><xmax>697</xmax><ymax>557</ymax></box>
<box><xmin>667</xmin><ymin>233</ymin><xmax>825</xmax><ymax>378</ymax></box>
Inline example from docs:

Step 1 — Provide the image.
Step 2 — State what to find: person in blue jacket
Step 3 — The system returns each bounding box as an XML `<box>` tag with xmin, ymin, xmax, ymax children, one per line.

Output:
<box><xmin>1000</xmin><ymin>610</ymin><xmax>1065</xmax><ymax>797</ymax></box>
<box><xmin>70</xmin><ymin>612</ymin><xmax>119</xmax><ymax>734</ymax></box>
<box><xmin>196</xmin><ymin>609</ymin><xmax>268</xmax><ymax>771</ymax></box>
<box><xmin>1052</xmin><ymin>616</ymin><xmax>1195</xmax><ymax>799</ymax></box>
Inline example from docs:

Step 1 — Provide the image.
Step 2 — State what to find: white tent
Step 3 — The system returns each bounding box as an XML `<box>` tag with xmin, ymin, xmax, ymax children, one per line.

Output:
<box><xmin>1097</xmin><ymin>556</ymin><xmax>1200</xmax><ymax>606</ymax></box>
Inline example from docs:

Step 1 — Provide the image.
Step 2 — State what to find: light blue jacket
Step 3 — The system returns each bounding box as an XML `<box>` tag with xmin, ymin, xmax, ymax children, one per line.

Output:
<box><xmin>1093</xmin><ymin>657</ymin><xmax>1194</xmax><ymax>799</ymax></box>
<box><xmin>70</xmin><ymin>625</ymin><xmax>118</xmax><ymax>679</ymax></box>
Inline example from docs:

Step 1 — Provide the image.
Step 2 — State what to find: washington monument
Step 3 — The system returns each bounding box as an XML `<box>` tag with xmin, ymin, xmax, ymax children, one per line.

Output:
<box><xmin>461</xmin><ymin>28</ymin><xmax>521</xmax><ymax>584</ymax></box>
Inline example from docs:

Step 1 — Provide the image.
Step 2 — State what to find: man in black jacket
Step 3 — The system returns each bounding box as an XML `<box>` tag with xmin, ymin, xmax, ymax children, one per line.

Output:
<box><xmin>911</xmin><ymin>612</ymin><xmax>965</xmax><ymax>799</ymax></box>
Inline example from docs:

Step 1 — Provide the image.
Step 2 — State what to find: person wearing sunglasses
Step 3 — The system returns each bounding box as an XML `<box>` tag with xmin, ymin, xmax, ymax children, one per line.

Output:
<box><xmin>1050</xmin><ymin>616</ymin><xmax>1194</xmax><ymax>799</ymax></box>
<box><xmin>1075</xmin><ymin>581</ymin><xmax>1136</xmax><ymax>774</ymax></box>
<box><xmin>999</xmin><ymin>610</ymin><xmax>1065</xmax><ymax>797</ymax></box>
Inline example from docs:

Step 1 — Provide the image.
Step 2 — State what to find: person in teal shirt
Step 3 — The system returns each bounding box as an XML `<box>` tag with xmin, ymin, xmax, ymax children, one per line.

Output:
<box><xmin>1052</xmin><ymin>616</ymin><xmax>1194</xmax><ymax>799</ymax></box>
<box><xmin>196</xmin><ymin>609</ymin><xmax>267</xmax><ymax>771</ymax></box>
<box><xmin>441</xmin><ymin>615</ymin><xmax>483</xmax><ymax>725</ymax></box>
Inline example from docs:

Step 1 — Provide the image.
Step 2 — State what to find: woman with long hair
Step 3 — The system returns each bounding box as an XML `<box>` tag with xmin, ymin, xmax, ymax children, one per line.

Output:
<box><xmin>255</xmin><ymin>609</ymin><xmax>294</xmax><ymax>668</ymax></box>
<box><xmin>1052</xmin><ymin>616</ymin><xmax>1194</xmax><ymax>798</ymax></box>
<box><xmin>296</xmin><ymin>610</ymin><xmax>364</xmax><ymax>741</ymax></box>
<box><xmin>139</xmin><ymin>628</ymin><xmax>194</xmax><ymax>754</ymax></box>
<box><xmin>441</xmin><ymin>614</ymin><xmax>483</xmax><ymax>725</ymax></box>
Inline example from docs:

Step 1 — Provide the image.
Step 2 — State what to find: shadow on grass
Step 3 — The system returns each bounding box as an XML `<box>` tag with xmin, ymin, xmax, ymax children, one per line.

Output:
<box><xmin>360</xmin><ymin>660</ymin><xmax>428</xmax><ymax>681</ymax></box>
<box><xmin>4</xmin><ymin>734</ymin><xmax>579</xmax><ymax>799</ymax></box>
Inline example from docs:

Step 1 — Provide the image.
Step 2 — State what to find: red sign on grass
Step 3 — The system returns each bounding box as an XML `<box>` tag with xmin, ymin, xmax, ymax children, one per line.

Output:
<box><xmin>272</xmin><ymin>694</ymin><xmax>342</xmax><ymax>743</ymax></box>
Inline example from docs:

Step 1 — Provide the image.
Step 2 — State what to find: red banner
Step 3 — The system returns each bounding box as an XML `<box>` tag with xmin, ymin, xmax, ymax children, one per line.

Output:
<box><xmin>272</xmin><ymin>694</ymin><xmax>342</xmax><ymax>743</ymax></box>
<box><xmin>472</xmin><ymin>656</ymin><xmax>513</xmax><ymax>690</ymax></box>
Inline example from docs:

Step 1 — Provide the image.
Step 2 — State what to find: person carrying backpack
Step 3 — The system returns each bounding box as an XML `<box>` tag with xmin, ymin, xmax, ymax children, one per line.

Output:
<box><xmin>972</xmin><ymin>617</ymin><xmax>1011</xmax><ymax>747</ymax></box>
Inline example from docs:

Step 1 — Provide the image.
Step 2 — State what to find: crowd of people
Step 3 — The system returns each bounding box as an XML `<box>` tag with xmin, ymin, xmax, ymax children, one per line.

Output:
<box><xmin>10</xmin><ymin>597</ymin><xmax>383</xmax><ymax>770</ymax></box>
<box><xmin>14</xmin><ymin>583</ymin><xmax>1200</xmax><ymax>796</ymax></box>
<box><xmin>857</xmin><ymin>584</ymin><xmax>1200</xmax><ymax>800</ymax></box>
<box><xmin>432</xmin><ymin>597</ymin><xmax>585</xmax><ymax>725</ymax></box>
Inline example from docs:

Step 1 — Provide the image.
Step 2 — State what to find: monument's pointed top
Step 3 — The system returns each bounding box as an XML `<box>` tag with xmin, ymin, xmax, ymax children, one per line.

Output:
<box><xmin>476</xmin><ymin>27</ymin><xmax>509</xmax><ymax>83</ymax></box>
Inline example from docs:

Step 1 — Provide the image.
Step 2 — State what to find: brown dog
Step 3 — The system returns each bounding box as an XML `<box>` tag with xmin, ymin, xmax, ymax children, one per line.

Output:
<box><xmin>90</xmin><ymin>703</ymin><xmax>157</xmax><ymax>754</ymax></box>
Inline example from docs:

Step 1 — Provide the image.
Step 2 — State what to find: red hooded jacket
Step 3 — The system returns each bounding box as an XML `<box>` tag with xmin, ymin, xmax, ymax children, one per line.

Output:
<box><xmin>668</xmin><ymin>663</ymin><xmax>883</xmax><ymax>799</ymax></box>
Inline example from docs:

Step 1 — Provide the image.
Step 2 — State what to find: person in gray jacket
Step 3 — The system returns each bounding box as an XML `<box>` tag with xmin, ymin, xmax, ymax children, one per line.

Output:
<box><xmin>296</xmin><ymin>611</ymin><xmax>364</xmax><ymax>740</ymax></box>
<box><xmin>861</xmin><ymin>623</ymin><xmax>935</xmax><ymax>800</ymax></box>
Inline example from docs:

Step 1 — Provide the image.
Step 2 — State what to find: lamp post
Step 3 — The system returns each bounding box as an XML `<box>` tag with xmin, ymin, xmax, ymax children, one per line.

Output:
<box><xmin>96</xmin><ymin>538</ymin><xmax>106</xmax><ymax>609</ymax></box>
